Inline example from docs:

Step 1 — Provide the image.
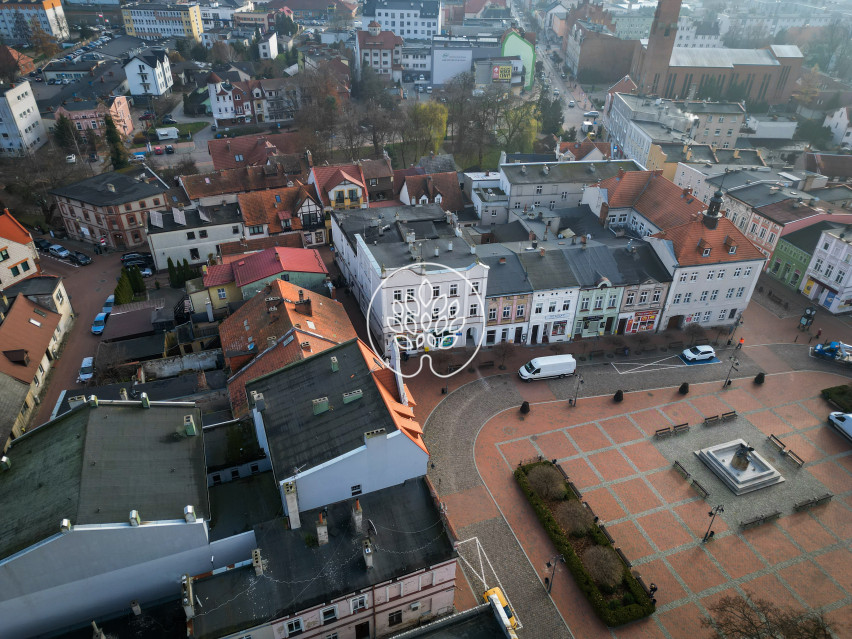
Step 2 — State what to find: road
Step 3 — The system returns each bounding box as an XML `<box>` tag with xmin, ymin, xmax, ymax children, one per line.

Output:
<box><xmin>536</xmin><ymin>45</ymin><xmax>596</xmax><ymax>136</ymax></box>
<box><xmin>31</xmin><ymin>245</ymin><xmax>124</xmax><ymax>426</ymax></box>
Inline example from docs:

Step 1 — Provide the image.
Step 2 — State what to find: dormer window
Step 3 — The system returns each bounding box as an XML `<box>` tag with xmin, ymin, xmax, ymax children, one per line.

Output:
<box><xmin>728</xmin><ymin>246</ymin><xmax>736</xmax><ymax>254</ymax></box>
<box><xmin>702</xmin><ymin>248</ymin><xmax>711</xmax><ymax>257</ymax></box>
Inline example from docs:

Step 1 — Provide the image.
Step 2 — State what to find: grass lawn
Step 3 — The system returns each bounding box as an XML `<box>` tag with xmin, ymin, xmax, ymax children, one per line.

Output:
<box><xmin>452</xmin><ymin>145</ymin><xmax>502</xmax><ymax>171</ymax></box>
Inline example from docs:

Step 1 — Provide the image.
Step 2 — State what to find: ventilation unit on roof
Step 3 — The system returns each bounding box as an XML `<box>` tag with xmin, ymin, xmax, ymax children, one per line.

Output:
<box><xmin>343</xmin><ymin>389</ymin><xmax>363</xmax><ymax>404</ymax></box>
<box><xmin>312</xmin><ymin>397</ymin><xmax>329</xmax><ymax>415</ymax></box>
<box><xmin>301</xmin><ymin>341</ymin><xmax>311</xmax><ymax>350</ymax></box>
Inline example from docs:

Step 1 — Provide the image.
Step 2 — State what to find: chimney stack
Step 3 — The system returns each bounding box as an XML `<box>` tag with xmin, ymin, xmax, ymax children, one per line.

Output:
<box><xmin>284</xmin><ymin>481</ymin><xmax>301</xmax><ymax>529</ymax></box>
<box><xmin>539</xmin><ymin>248</ymin><xmax>546</xmax><ymax>257</ymax></box>
<box><xmin>119</xmin><ymin>388</ymin><xmax>128</xmax><ymax>401</ymax></box>
<box><xmin>363</xmin><ymin>539</ymin><xmax>374</xmax><ymax>569</ymax></box>
<box><xmin>317</xmin><ymin>513</ymin><xmax>329</xmax><ymax>545</ymax></box>
<box><xmin>352</xmin><ymin>499</ymin><xmax>363</xmax><ymax>534</ymax></box>
<box><xmin>140</xmin><ymin>392</ymin><xmax>150</xmax><ymax>408</ymax></box>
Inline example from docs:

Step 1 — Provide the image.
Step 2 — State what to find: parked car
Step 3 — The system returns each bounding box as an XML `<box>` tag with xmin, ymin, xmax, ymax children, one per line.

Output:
<box><xmin>681</xmin><ymin>345</ymin><xmax>716</xmax><ymax>362</ymax></box>
<box><xmin>583</xmin><ymin>110</ymin><xmax>600</xmax><ymax>118</ymax></box>
<box><xmin>121</xmin><ymin>252</ymin><xmax>153</xmax><ymax>264</ymax></box>
<box><xmin>828</xmin><ymin>412</ymin><xmax>852</xmax><ymax>442</ymax></box>
<box><xmin>165</xmin><ymin>145</ymin><xmax>174</xmax><ymax>154</ymax></box>
<box><xmin>519</xmin><ymin>355</ymin><xmax>576</xmax><ymax>381</ymax></box>
<box><xmin>68</xmin><ymin>250</ymin><xmax>92</xmax><ymax>266</ymax></box>
<box><xmin>66</xmin><ymin>154</ymin><xmax>77</xmax><ymax>164</ymax></box>
<box><xmin>162</xmin><ymin>116</ymin><xmax>177</xmax><ymax>125</ymax></box>
<box><xmin>568</xmin><ymin>100</ymin><xmax>575</xmax><ymax>107</ymax></box>
<box><xmin>77</xmin><ymin>356</ymin><xmax>94</xmax><ymax>383</ymax></box>
<box><xmin>48</xmin><ymin>244</ymin><xmax>70</xmax><ymax>259</ymax></box>
<box><xmin>91</xmin><ymin>312</ymin><xmax>108</xmax><ymax>335</ymax></box>
<box><xmin>34</xmin><ymin>238</ymin><xmax>52</xmax><ymax>252</ymax></box>
<box><xmin>140</xmin><ymin>267</ymin><xmax>153</xmax><ymax>277</ymax></box>
<box><xmin>154</xmin><ymin>146</ymin><xmax>163</xmax><ymax>155</ymax></box>
<box><xmin>102</xmin><ymin>294</ymin><xmax>114</xmax><ymax>316</ymax></box>
<box><xmin>210</xmin><ymin>124</ymin><xmax>217</xmax><ymax>131</ymax></box>
<box><xmin>140</xmin><ymin>113</ymin><xmax>154</xmax><ymax>121</ymax></box>
<box><xmin>47</xmin><ymin>78</ymin><xmax>57</xmax><ymax>85</ymax></box>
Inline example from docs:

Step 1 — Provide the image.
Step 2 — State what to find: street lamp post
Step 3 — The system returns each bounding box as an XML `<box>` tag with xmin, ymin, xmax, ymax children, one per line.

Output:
<box><xmin>545</xmin><ymin>554</ymin><xmax>564</xmax><ymax>594</ymax></box>
<box><xmin>568</xmin><ymin>373</ymin><xmax>584</xmax><ymax>407</ymax></box>
<box><xmin>723</xmin><ymin>356</ymin><xmax>739</xmax><ymax>389</ymax></box>
<box><xmin>702</xmin><ymin>505</ymin><xmax>724</xmax><ymax>542</ymax></box>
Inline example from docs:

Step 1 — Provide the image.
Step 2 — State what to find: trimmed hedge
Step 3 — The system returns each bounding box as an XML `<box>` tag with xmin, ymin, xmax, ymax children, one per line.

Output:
<box><xmin>822</xmin><ymin>384</ymin><xmax>852</xmax><ymax>412</ymax></box>
<box><xmin>515</xmin><ymin>461</ymin><xmax>655</xmax><ymax>626</ymax></box>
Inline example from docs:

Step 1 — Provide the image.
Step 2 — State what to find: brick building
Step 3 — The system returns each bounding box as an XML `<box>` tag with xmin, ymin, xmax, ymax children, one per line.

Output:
<box><xmin>631</xmin><ymin>0</ymin><xmax>802</xmax><ymax>104</ymax></box>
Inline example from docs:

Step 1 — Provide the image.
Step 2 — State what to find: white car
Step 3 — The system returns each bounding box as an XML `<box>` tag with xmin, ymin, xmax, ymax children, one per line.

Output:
<box><xmin>66</xmin><ymin>154</ymin><xmax>76</xmax><ymax>164</ymax></box>
<box><xmin>828</xmin><ymin>412</ymin><xmax>852</xmax><ymax>443</ymax></box>
<box><xmin>77</xmin><ymin>356</ymin><xmax>94</xmax><ymax>383</ymax></box>
<box><xmin>681</xmin><ymin>345</ymin><xmax>716</xmax><ymax>362</ymax></box>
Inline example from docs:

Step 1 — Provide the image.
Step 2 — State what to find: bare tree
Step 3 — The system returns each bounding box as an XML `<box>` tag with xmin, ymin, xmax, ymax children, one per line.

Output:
<box><xmin>492</xmin><ymin>340</ymin><xmax>515</xmax><ymax>369</ymax></box>
<box><xmin>702</xmin><ymin>593</ymin><xmax>834</xmax><ymax>639</ymax></box>
<box><xmin>337</xmin><ymin>105</ymin><xmax>365</xmax><ymax>161</ymax></box>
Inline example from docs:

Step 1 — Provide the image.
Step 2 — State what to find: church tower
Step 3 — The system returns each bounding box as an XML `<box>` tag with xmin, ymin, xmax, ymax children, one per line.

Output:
<box><xmin>632</xmin><ymin>0</ymin><xmax>681</xmax><ymax>96</ymax></box>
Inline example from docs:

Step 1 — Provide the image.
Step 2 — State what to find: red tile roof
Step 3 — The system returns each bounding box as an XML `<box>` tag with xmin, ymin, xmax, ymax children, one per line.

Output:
<box><xmin>0</xmin><ymin>209</ymin><xmax>33</xmax><ymax>247</ymax></box>
<box><xmin>0</xmin><ymin>46</ymin><xmax>34</xmax><ymax>76</ymax></box>
<box><xmin>237</xmin><ymin>184</ymin><xmax>319</xmax><ymax>233</ymax></box>
<box><xmin>224</xmin><ymin>280</ymin><xmax>357</xmax><ymax>415</ymax></box>
<box><xmin>559</xmin><ymin>136</ymin><xmax>611</xmax><ymax>160</ymax></box>
<box><xmin>0</xmin><ymin>296</ymin><xmax>60</xmax><ymax>384</ymax></box>
<box><xmin>207</xmin><ymin>134</ymin><xmax>304</xmax><ymax>171</ymax></box>
<box><xmin>232</xmin><ymin>247</ymin><xmax>327</xmax><ymax>288</ymax></box>
<box><xmin>597</xmin><ymin>171</ymin><xmax>707</xmax><ymax>229</ymax></box>
<box><xmin>361</xmin><ymin>158</ymin><xmax>393</xmax><ymax>180</ymax></box>
<box><xmin>652</xmin><ymin>217</ymin><xmax>765</xmax><ymax>266</ymax></box>
<box><xmin>392</xmin><ymin>167</ymin><xmax>424</xmax><ymax>197</ymax></box>
<box><xmin>181</xmin><ymin>164</ymin><xmax>297</xmax><ymax>200</ymax></box>
<box><xmin>220</xmin><ymin>233</ymin><xmax>304</xmax><ymax>257</ymax></box>
<box><xmin>310</xmin><ymin>164</ymin><xmax>366</xmax><ymax>206</ymax></box>
<box><xmin>357</xmin><ymin>29</ymin><xmax>403</xmax><ymax>50</ymax></box>
<box><xmin>202</xmin><ymin>263</ymin><xmax>234</xmax><ymax>288</ymax></box>
<box><xmin>608</xmin><ymin>75</ymin><xmax>637</xmax><ymax>95</ymax></box>
<box><xmin>403</xmin><ymin>172</ymin><xmax>465</xmax><ymax>212</ymax></box>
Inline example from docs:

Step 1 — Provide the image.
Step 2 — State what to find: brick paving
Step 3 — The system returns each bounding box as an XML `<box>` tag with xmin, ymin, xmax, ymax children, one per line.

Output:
<box><xmin>412</xmin><ymin>282</ymin><xmax>852</xmax><ymax>638</ymax></box>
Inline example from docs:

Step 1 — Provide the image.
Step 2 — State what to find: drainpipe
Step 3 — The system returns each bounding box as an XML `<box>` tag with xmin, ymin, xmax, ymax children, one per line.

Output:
<box><xmin>371</xmin><ymin>583</ymin><xmax>377</xmax><ymax>638</ymax></box>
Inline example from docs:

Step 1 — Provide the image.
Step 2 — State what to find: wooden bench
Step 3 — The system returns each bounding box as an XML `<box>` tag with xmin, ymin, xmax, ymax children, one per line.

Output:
<box><xmin>721</xmin><ymin>410</ymin><xmax>737</xmax><ymax>421</ymax></box>
<box><xmin>599</xmin><ymin>524</ymin><xmax>616</xmax><ymax>545</ymax></box>
<box><xmin>765</xmin><ymin>510</ymin><xmax>781</xmax><ymax>522</ymax></box>
<box><xmin>672</xmin><ymin>460</ymin><xmax>690</xmax><ymax>479</ymax></box>
<box><xmin>654</xmin><ymin>427</ymin><xmax>673</xmax><ymax>438</ymax></box>
<box><xmin>704</xmin><ymin>414</ymin><xmax>720</xmax><ymax>425</ymax></box>
<box><xmin>567</xmin><ymin>481</ymin><xmax>583</xmax><ymax>500</ymax></box>
<box><xmin>478</xmin><ymin>360</ymin><xmax>495</xmax><ymax>369</ymax></box>
<box><xmin>633</xmin><ymin>572</ymin><xmax>652</xmax><ymax>598</ymax></box>
<box><xmin>691</xmin><ymin>479</ymin><xmax>710</xmax><ymax>499</ymax></box>
<box><xmin>794</xmin><ymin>493</ymin><xmax>833</xmax><ymax>511</ymax></box>
<box><xmin>589</xmin><ymin>349</ymin><xmax>605</xmax><ymax>359</ymax></box>
<box><xmin>768</xmin><ymin>434</ymin><xmax>786</xmax><ymax>452</ymax></box>
<box><xmin>787</xmin><ymin>450</ymin><xmax>805</xmax><ymax>468</ymax></box>
<box><xmin>741</xmin><ymin>515</ymin><xmax>765</xmax><ymax>529</ymax></box>
<box><xmin>815</xmin><ymin>493</ymin><xmax>833</xmax><ymax>506</ymax></box>
<box><xmin>582</xmin><ymin>501</ymin><xmax>599</xmax><ymax>523</ymax></box>
<box><xmin>673</xmin><ymin>422</ymin><xmax>690</xmax><ymax>434</ymax></box>
<box><xmin>615</xmin><ymin>547</ymin><xmax>632</xmax><ymax>568</ymax></box>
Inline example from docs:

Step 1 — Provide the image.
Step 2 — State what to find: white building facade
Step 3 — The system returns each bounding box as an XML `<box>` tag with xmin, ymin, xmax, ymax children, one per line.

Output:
<box><xmin>801</xmin><ymin>225</ymin><xmax>852</xmax><ymax>314</ymax></box>
<box><xmin>824</xmin><ymin>107</ymin><xmax>852</xmax><ymax>148</ymax></box>
<box><xmin>124</xmin><ymin>49</ymin><xmax>174</xmax><ymax>96</ymax></box>
<box><xmin>0</xmin><ymin>81</ymin><xmax>46</xmax><ymax>157</ymax></box>
<box><xmin>362</xmin><ymin>0</ymin><xmax>442</xmax><ymax>40</ymax></box>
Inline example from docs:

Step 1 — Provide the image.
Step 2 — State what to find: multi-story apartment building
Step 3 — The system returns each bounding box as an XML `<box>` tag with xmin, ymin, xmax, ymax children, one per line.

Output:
<box><xmin>207</xmin><ymin>73</ymin><xmax>300</xmax><ymax>125</ymax></box>
<box><xmin>257</xmin><ymin>30</ymin><xmax>278</xmax><ymax>59</ymax></box>
<box><xmin>0</xmin><ymin>0</ymin><xmax>69</xmax><ymax>45</ymax></box>
<box><xmin>0</xmin><ymin>81</ymin><xmax>46</xmax><ymax>157</ymax></box>
<box><xmin>766</xmin><ymin>222</ymin><xmax>843</xmax><ymax>293</ymax></box>
<box><xmin>604</xmin><ymin>93</ymin><xmax>745</xmax><ymax>166</ymax></box>
<box><xmin>519</xmin><ymin>249</ymin><xmax>580</xmax><ymax>344</ymax></box>
<box><xmin>824</xmin><ymin>107</ymin><xmax>852</xmax><ymax>148</ymax></box>
<box><xmin>0</xmin><ymin>275</ymin><xmax>72</xmax><ymax>450</ymax></box>
<box><xmin>355</xmin><ymin>21</ymin><xmax>404</xmax><ymax>80</ymax></box>
<box><xmin>479</xmin><ymin>250</ymin><xmax>533</xmax><ymax>345</ymax></box>
<box><xmin>0</xmin><ymin>209</ymin><xmax>39</xmax><ymax>289</ymax></box>
<box><xmin>332</xmin><ymin>204</ymin><xmax>489</xmax><ymax>355</ymax></box>
<box><xmin>146</xmin><ymin>202</ymin><xmax>242</xmax><ymax>271</ymax></box>
<box><xmin>122</xmin><ymin>2</ymin><xmax>203</xmax><ymax>42</ymax></box>
<box><xmin>648</xmin><ymin>194</ymin><xmax>765</xmax><ymax>330</ymax></box>
<box><xmin>801</xmin><ymin>224</ymin><xmax>852</xmax><ymax>314</ymax></box>
<box><xmin>498</xmin><ymin>160</ymin><xmax>641</xmax><ymax>213</ymax></box>
<box><xmin>613</xmin><ymin>243</ymin><xmax>672</xmax><ymax>334</ymax></box>
<box><xmin>53</xmin><ymin>96</ymin><xmax>133</xmax><ymax>139</ymax></box>
<box><xmin>233</xmin><ymin>8</ymin><xmax>276</xmax><ymax>32</ymax></box>
<box><xmin>362</xmin><ymin>0</ymin><xmax>442</xmax><ymax>40</ymax></box>
<box><xmin>123</xmin><ymin>49</ymin><xmax>173</xmax><ymax>96</ymax></box>
<box><xmin>198</xmin><ymin>0</ymin><xmax>252</xmax><ymax>30</ymax></box>
<box><xmin>51</xmin><ymin>167</ymin><xmax>170</xmax><ymax>249</ymax></box>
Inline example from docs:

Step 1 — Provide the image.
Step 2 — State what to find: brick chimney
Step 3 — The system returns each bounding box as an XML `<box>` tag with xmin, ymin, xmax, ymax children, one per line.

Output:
<box><xmin>617</xmin><ymin>168</ymin><xmax>625</xmax><ymax>179</ymax></box>
<box><xmin>294</xmin><ymin>289</ymin><xmax>312</xmax><ymax>315</ymax></box>
<box><xmin>352</xmin><ymin>499</ymin><xmax>363</xmax><ymax>534</ymax></box>
<box><xmin>317</xmin><ymin>513</ymin><xmax>328</xmax><ymax>546</ymax></box>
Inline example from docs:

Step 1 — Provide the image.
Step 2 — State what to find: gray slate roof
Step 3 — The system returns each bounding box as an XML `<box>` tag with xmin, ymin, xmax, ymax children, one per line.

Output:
<box><xmin>245</xmin><ymin>339</ymin><xmax>397</xmax><ymax>475</ymax></box>
<box><xmin>190</xmin><ymin>478</ymin><xmax>454</xmax><ymax>639</ymax></box>
<box><xmin>0</xmin><ymin>402</ymin><xmax>208</xmax><ymax>560</ymax></box>
<box><xmin>481</xmin><ymin>252</ymin><xmax>533</xmax><ymax>297</ymax></box>
<box><xmin>501</xmin><ymin>160</ymin><xmax>641</xmax><ymax>185</ymax></box>
<box><xmin>148</xmin><ymin>203</ymin><xmax>241</xmax><ymax>234</ymax></box>
<box><xmin>50</xmin><ymin>167</ymin><xmax>168</xmax><ymax>206</ymax></box>
<box><xmin>518</xmin><ymin>250</ymin><xmax>578</xmax><ymax>290</ymax></box>
<box><xmin>781</xmin><ymin>221</ymin><xmax>847</xmax><ymax>253</ymax></box>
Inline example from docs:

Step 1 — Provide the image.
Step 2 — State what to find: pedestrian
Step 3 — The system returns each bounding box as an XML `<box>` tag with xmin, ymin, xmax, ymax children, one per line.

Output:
<box><xmin>736</xmin><ymin>337</ymin><xmax>744</xmax><ymax>350</ymax></box>
<box><xmin>816</xmin><ymin>328</ymin><xmax>822</xmax><ymax>339</ymax></box>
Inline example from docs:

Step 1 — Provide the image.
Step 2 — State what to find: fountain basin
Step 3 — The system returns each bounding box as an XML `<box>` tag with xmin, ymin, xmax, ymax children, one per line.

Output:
<box><xmin>695</xmin><ymin>439</ymin><xmax>784</xmax><ymax>495</ymax></box>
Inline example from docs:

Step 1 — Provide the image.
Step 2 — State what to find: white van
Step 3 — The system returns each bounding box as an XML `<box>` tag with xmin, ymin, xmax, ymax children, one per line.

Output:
<box><xmin>519</xmin><ymin>354</ymin><xmax>576</xmax><ymax>381</ymax></box>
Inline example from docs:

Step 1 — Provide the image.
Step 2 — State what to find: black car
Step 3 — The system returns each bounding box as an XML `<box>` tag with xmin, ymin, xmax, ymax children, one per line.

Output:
<box><xmin>123</xmin><ymin>259</ymin><xmax>149</xmax><ymax>269</ymax></box>
<box><xmin>69</xmin><ymin>250</ymin><xmax>92</xmax><ymax>266</ymax></box>
<box><xmin>34</xmin><ymin>238</ymin><xmax>52</xmax><ymax>252</ymax></box>
<box><xmin>162</xmin><ymin>116</ymin><xmax>177</xmax><ymax>125</ymax></box>
<box><xmin>121</xmin><ymin>252</ymin><xmax>153</xmax><ymax>264</ymax></box>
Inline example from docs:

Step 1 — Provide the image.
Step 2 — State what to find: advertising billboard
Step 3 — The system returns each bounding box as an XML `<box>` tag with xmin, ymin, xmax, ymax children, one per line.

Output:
<box><xmin>491</xmin><ymin>64</ymin><xmax>512</xmax><ymax>82</ymax></box>
<box><xmin>431</xmin><ymin>48</ymin><xmax>473</xmax><ymax>85</ymax></box>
